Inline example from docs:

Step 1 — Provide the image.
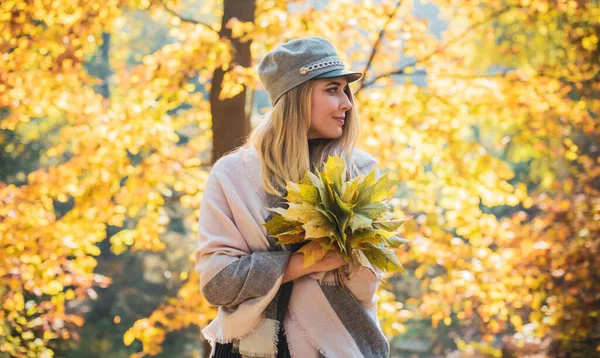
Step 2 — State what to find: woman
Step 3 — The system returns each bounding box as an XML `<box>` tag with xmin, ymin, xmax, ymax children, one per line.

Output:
<box><xmin>195</xmin><ymin>36</ymin><xmax>390</xmax><ymax>358</ymax></box>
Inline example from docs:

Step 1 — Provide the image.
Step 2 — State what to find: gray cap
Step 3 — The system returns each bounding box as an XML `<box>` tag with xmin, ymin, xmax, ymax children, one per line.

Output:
<box><xmin>258</xmin><ymin>37</ymin><xmax>362</xmax><ymax>106</ymax></box>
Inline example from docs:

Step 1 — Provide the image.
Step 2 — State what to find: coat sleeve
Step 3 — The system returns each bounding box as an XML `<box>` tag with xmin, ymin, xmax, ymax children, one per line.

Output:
<box><xmin>194</xmin><ymin>163</ymin><xmax>291</xmax><ymax>308</ymax></box>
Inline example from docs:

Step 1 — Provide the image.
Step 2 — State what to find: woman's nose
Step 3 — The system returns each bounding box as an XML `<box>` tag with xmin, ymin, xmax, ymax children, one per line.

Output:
<box><xmin>340</xmin><ymin>93</ymin><xmax>352</xmax><ymax>111</ymax></box>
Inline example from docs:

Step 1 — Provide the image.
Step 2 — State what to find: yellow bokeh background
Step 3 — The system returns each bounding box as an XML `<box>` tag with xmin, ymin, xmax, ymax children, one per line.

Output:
<box><xmin>1</xmin><ymin>0</ymin><xmax>598</xmax><ymax>357</ymax></box>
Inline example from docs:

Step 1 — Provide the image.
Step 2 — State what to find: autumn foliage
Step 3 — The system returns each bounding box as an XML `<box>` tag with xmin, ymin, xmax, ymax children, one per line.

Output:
<box><xmin>1</xmin><ymin>0</ymin><xmax>598</xmax><ymax>357</ymax></box>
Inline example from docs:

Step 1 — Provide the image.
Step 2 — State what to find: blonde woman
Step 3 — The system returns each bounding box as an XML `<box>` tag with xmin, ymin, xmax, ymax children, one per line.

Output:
<box><xmin>195</xmin><ymin>37</ymin><xmax>389</xmax><ymax>358</ymax></box>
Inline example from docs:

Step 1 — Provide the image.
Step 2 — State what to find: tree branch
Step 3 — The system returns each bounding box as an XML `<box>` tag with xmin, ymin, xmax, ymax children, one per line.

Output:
<box><xmin>358</xmin><ymin>1</ymin><xmax>403</xmax><ymax>88</ymax></box>
<box><xmin>356</xmin><ymin>5</ymin><xmax>516</xmax><ymax>94</ymax></box>
<box><xmin>163</xmin><ymin>4</ymin><xmax>220</xmax><ymax>36</ymax></box>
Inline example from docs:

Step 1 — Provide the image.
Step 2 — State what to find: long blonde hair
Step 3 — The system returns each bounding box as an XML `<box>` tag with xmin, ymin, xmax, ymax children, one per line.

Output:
<box><xmin>237</xmin><ymin>79</ymin><xmax>361</xmax><ymax>197</ymax></box>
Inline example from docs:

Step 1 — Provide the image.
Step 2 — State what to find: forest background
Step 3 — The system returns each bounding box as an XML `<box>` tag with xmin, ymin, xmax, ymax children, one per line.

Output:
<box><xmin>1</xmin><ymin>0</ymin><xmax>598</xmax><ymax>357</ymax></box>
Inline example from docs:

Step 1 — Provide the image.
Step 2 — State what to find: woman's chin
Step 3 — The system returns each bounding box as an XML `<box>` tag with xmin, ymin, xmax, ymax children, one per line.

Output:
<box><xmin>326</xmin><ymin>127</ymin><xmax>343</xmax><ymax>139</ymax></box>
<box><xmin>309</xmin><ymin>129</ymin><xmax>343</xmax><ymax>140</ymax></box>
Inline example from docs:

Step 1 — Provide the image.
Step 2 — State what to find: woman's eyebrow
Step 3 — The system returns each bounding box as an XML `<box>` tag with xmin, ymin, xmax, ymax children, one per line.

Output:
<box><xmin>326</xmin><ymin>81</ymin><xmax>347</xmax><ymax>87</ymax></box>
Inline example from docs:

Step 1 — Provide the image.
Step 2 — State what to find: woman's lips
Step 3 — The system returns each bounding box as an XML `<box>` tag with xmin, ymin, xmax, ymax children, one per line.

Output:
<box><xmin>333</xmin><ymin>117</ymin><xmax>345</xmax><ymax>125</ymax></box>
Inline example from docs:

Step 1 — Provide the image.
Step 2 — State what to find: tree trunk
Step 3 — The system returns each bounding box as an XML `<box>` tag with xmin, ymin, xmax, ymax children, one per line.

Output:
<box><xmin>209</xmin><ymin>0</ymin><xmax>256</xmax><ymax>164</ymax></box>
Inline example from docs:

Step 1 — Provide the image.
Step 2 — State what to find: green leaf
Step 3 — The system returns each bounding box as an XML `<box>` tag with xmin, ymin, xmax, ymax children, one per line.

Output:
<box><xmin>315</xmin><ymin>203</ymin><xmax>336</xmax><ymax>223</ymax></box>
<box><xmin>341</xmin><ymin>179</ymin><xmax>360</xmax><ymax>203</ymax></box>
<box><xmin>384</xmin><ymin>235</ymin><xmax>409</xmax><ymax>248</ymax></box>
<box><xmin>359</xmin><ymin>166</ymin><xmax>377</xmax><ymax>188</ymax></box>
<box><xmin>375</xmin><ymin>229</ymin><xmax>395</xmax><ymax>239</ymax></box>
<box><xmin>286</xmin><ymin>181</ymin><xmax>320</xmax><ymax>205</ymax></box>
<box><xmin>355</xmin><ymin>201</ymin><xmax>389</xmax><ymax>219</ymax></box>
<box><xmin>348</xmin><ymin>213</ymin><xmax>373</xmax><ymax>232</ymax></box>
<box><xmin>354</xmin><ymin>169</ymin><xmax>377</xmax><ymax>205</ymax></box>
<box><xmin>285</xmin><ymin>182</ymin><xmax>303</xmax><ymax>204</ymax></box>
<box><xmin>329</xmin><ymin>230</ymin><xmax>346</xmax><ymax>254</ymax></box>
<box><xmin>332</xmin><ymin>190</ymin><xmax>353</xmax><ymax>234</ymax></box>
<box><xmin>349</xmin><ymin>228</ymin><xmax>379</xmax><ymax>241</ymax></box>
<box><xmin>354</xmin><ymin>169</ymin><xmax>399</xmax><ymax>207</ymax></box>
<box><xmin>263</xmin><ymin>213</ymin><xmax>300</xmax><ymax>236</ymax></box>
<box><xmin>323</xmin><ymin>155</ymin><xmax>346</xmax><ymax>194</ymax></box>
<box><xmin>355</xmin><ymin>249</ymin><xmax>381</xmax><ymax>279</ymax></box>
<box><xmin>361</xmin><ymin>243</ymin><xmax>402</xmax><ymax>272</ymax></box>
<box><xmin>347</xmin><ymin>228</ymin><xmax>382</xmax><ymax>247</ymax></box>
<box><xmin>299</xmin><ymin>171</ymin><xmax>313</xmax><ymax>185</ymax></box>
<box><xmin>307</xmin><ymin>171</ymin><xmax>323</xmax><ymax>188</ymax></box>
<box><xmin>370</xmin><ymin>171</ymin><xmax>399</xmax><ymax>202</ymax></box>
<box><xmin>309</xmin><ymin>171</ymin><xmax>333</xmax><ymax>211</ymax></box>
<box><xmin>323</xmin><ymin>177</ymin><xmax>337</xmax><ymax>210</ymax></box>
<box><xmin>280</xmin><ymin>202</ymin><xmax>322</xmax><ymax>224</ymax></box>
<box><xmin>302</xmin><ymin>215</ymin><xmax>337</xmax><ymax>239</ymax></box>
<box><xmin>355</xmin><ymin>235</ymin><xmax>381</xmax><ymax>246</ymax></box>
<box><xmin>372</xmin><ymin>217</ymin><xmax>409</xmax><ymax>231</ymax></box>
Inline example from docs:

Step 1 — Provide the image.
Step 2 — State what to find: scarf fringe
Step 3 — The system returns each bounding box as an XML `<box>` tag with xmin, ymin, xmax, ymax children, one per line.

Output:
<box><xmin>283</xmin><ymin>321</ymin><xmax>299</xmax><ymax>358</ymax></box>
<box><xmin>237</xmin><ymin>318</ymin><xmax>281</xmax><ymax>358</ymax></box>
<box><xmin>317</xmin><ymin>279</ymin><xmax>339</xmax><ymax>287</ymax></box>
<box><xmin>201</xmin><ymin>309</ymin><xmax>269</xmax><ymax>344</ymax></box>
<box><xmin>288</xmin><ymin>304</ymin><xmax>330</xmax><ymax>358</ymax></box>
<box><xmin>203</xmin><ymin>317</ymin><xmax>283</xmax><ymax>358</ymax></box>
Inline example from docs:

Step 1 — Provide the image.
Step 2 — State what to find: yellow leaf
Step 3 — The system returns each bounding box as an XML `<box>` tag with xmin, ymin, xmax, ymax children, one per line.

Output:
<box><xmin>323</xmin><ymin>155</ymin><xmax>347</xmax><ymax>194</ymax></box>
<box><xmin>274</xmin><ymin>227</ymin><xmax>305</xmax><ymax>244</ymax></box>
<box><xmin>263</xmin><ymin>213</ymin><xmax>299</xmax><ymax>235</ymax></box>
<box><xmin>285</xmin><ymin>181</ymin><xmax>320</xmax><ymax>205</ymax></box>
<box><xmin>341</xmin><ymin>179</ymin><xmax>360</xmax><ymax>203</ymax></box>
<box><xmin>280</xmin><ymin>202</ymin><xmax>320</xmax><ymax>223</ymax></box>
<box><xmin>298</xmin><ymin>241</ymin><xmax>328</xmax><ymax>268</ymax></box>
<box><xmin>302</xmin><ymin>215</ymin><xmax>336</xmax><ymax>239</ymax></box>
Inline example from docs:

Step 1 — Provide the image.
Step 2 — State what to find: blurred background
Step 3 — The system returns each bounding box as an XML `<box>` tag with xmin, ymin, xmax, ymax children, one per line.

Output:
<box><xmin>1</xmin><ymin>0</ymin><xmax>598</xmax><ymax>357</ymax></box>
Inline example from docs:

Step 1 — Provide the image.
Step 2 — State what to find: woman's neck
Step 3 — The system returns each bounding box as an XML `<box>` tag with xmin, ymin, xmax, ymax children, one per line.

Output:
<box><xmin>307</xmin><ymin>138</ymin><xmax>323</xmax><ymax>154</ymax></box>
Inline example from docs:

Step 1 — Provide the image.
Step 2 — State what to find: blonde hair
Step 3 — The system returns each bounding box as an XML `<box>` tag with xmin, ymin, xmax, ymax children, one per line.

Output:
<box><xmin>238</xmin><ymin>79</ymin><xmax>362</xmax><ymax>197</ymax></box>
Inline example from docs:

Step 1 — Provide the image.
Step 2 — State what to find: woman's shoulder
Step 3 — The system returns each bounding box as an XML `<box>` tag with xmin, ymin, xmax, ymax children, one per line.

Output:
<box><xmin>210</xmin><ymin>145</ymin><xmax>265</xmax><ymax>197</ymax></box>
<box><xmin>351</xmin><ymin>147</ymin><xmax>378</xmax><ymax>169</ymax></box>
<box><xmin>211</xmin><ymin>146</ymin><xmax>255</xmax><ymax>173</ymax></box>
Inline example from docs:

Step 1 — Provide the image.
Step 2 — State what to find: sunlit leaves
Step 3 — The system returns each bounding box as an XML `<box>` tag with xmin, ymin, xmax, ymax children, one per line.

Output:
<box><xmin>347</xmin><ymin>0</ymin><xmax>599</xmax><ymax>354</ymax></box>
<box><xmin>121</xmin><ymin>274</ymin><xmax>216</xmax><ymax>357</ymax></box>
<box><xmin>1</xmin><ymin>0</ymin><xmax>598</xmax><ymax>356</ymax></box>
<box><xmin>1</xmin><ymin>0</ymin><xmax>217</xmax><ymax>355</ymax></box>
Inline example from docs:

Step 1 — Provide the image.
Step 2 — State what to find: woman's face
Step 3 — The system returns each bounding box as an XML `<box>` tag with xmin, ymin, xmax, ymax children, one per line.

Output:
<box><xmin>307</xmin><ymin>77</ymin><xmax>353</xmax><ymax>140</ymax></box>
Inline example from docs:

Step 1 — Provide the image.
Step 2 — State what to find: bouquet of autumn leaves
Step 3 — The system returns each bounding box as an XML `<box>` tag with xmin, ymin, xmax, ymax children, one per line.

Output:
<box><xmin>263</xmin><ymin>156</ymin><xmax>410</xmax><ymax>288</ymax></box>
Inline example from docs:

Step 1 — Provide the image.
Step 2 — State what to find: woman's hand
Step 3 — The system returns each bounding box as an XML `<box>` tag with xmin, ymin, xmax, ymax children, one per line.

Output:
<box><xmin>282</xmin><ymin>251</ymin><xmax>347</xmax><ymax>284</ymax></box>
<box><xmin>307</xmin><ymin>251</ymin><xmax>347</xmax><ymax>273</ymax></box>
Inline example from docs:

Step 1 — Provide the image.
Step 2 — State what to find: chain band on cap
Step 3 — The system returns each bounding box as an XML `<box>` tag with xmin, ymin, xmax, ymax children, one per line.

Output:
<box><xmin>299</xmin><ymin>59</ymin><xmax>345</xmax><ymax>75</ymax></box>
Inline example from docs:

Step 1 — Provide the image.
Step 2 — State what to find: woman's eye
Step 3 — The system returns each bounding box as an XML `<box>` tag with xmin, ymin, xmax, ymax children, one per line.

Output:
<box><xmin>327</xmin><ymin>87</ymin><xmax>338</xmax><ymax>94</ymax></box>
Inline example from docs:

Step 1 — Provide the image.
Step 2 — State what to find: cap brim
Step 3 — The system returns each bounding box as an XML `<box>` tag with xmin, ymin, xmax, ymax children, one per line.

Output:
<box><xmin>313</xmin><ymin>69</ymin><xmax>362</xmax><ymax>83</ymax></box>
